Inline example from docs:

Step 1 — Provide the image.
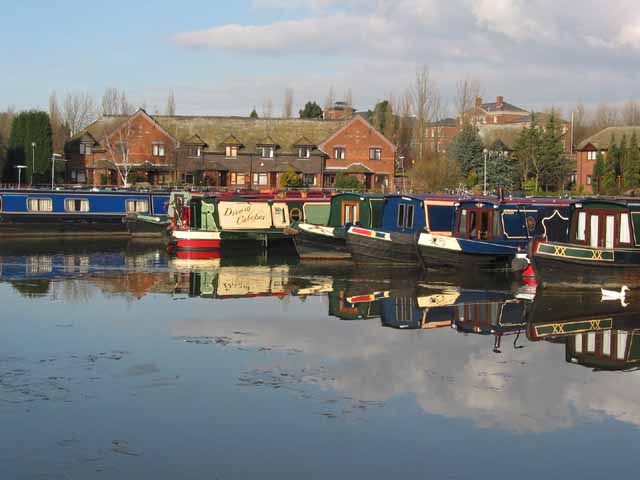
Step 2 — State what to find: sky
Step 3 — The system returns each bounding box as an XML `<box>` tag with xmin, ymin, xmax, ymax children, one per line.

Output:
<box><xmin>2</xmin><ymin>0</ymin><xmax>640</xmax><ymax>118</ymax></box>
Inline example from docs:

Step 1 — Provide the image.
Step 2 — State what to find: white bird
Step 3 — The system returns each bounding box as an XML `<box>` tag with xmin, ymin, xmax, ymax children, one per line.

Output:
<box><xmin>601</xmin><ymin>286</ymin><xmax>630</xmax><ymax>306</ymax></box>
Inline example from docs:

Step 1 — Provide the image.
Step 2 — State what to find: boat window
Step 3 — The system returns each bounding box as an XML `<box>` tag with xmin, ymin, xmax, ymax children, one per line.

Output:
<box><xmin>576</xmin><ymin>211</ymin><xmax>586</xmax><ymax>241</ymax></box>
<box><xmin>602</xmin><ymin>330</ymin><xmax>611</xmax><ymax>356</ymax></box>
<box><xmin>574</xmin><ymin>335</ymin><xmax>582</xmax><ymax>353</ymax></box>
<box><xmin>605</xmin><ymin>215</ymin><xmax>615</xmax><ymax>249</ymax></box>
<box><xmin>479</xmin><ymin>211</ymin><xmax>490</xmax><ymax>240</ymax></box>
<box><xmin>589</xmin><ymin>215</ymin><xmax>599</xmax><ymax>248</ymax></box>
<box><xmin>632</xmin><ymin>213</ymin><xmax>640</xmax><ymax>245</ymax></box>
<box><xmin>406</xmin><ymin>205</ymin><xmax>414</xmax><ymax>229</ymax></box>
<box><xmin>27</xmin><ymin>198</ymin><xmax>53</xmax><ymax>212</ymax></box>
<box><xmin>587</xmin><ymin>332</ymin><xmax>595</xmax><ymax>353</ymax></box>
<box><xmin>492</xmin><ymin>211</ymin><xmax>501</xmax><ymax>237</ymax></box>
<box><xmin>469</xmin><ymin>211</ymin><xmax>477</xmax><ymax>238</ymax></box>
<box><xmin>397</xmin><ymin>204</ymin><xmax>406</xmax><ymax>228</ymax></box>
<box><xmin>290</xmin><ymin>208</ymin><xmax>302</xmax><ymax>222</ymax></box>
<box><xmin>64</xmin><ymin>198</ymin><xmax>89</xmax><ymax>212</ymax></box>
<box><xmin>617</xmin><ymin>331</ymin><xmax>628</xmax><ymax>360</ymax></box>
<box><xmin>620</xmin><ymin>213</ymin><xmax>631</xmax><ymax>244</ymax></box>
<box><xmin>126</xmin><ymin>199</ymin><xmax>149</xmax><ymax>213</ymax></box>
<box><xmin>458</xmin><ymin>209</ymin><xmax>468</xmax><ymax>235</ymax></box>
<box><xmin>342</xmin><ymin>202</ymin><xmax>359</xmax><ymax>225</ymax></box>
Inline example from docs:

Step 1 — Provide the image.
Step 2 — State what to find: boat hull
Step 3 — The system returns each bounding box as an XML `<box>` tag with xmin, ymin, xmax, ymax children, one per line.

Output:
<box><xmin>125</xmin><ymin>214</ymin><xmax>170</xmax><ymax>237</ymax></box>
<box><xmin>532</xmin><ymin>241</ymin><xmax>640</xmax><ymax>287</ymax></box>
<box><xmin>416</xmin><ymin>233</ymin><xmax>524</xmax><ymax>271</ymax></box>
<box><xmin>291</xmin><ymin>223</ymin><xmax>350</xmax><ymax>260</ymax></box>
<box><xmin>0</xmin><ymin>213</ymin><xmax>129</xmax><ymax>237</ymax></box>
<box><xmin>346</xmin><ymin>227</ymin><xmax>420</xmax><ymax>265</ymax></box>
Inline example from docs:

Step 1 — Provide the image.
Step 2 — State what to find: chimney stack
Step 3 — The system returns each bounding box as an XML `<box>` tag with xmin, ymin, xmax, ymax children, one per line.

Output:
<box><xmin>475</xmin><ymin>96</ymin><xmax>482</xmax><ymax>108</ymax></box>
<box><xmin>496</xmin><ymin>96</ymin><xmax>504</xmax><ymax>109</ymax></box>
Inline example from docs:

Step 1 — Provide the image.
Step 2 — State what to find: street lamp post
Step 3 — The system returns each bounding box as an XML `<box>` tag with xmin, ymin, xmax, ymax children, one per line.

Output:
<box><xmin>31</xmin><ymin>141</ymin><xmax>36</xmax><ymax>186</ymax></box>
<box><xmin>51</xmin><ymin>153</ymin><xmax>66</xmax><ymax>189</ymax></box>
<box><xmin>15</xmin><ymin>165</ymin><xmax>27</xmax><ymax>189</ymax></box>
<box><xmin>482</xmin><ymin>148</ymin><xmax>488</xmax><ymax>196</ymax></box>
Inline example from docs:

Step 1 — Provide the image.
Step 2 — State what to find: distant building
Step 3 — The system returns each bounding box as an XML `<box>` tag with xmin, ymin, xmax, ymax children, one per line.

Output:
<box><xmin>575</xmin><ymin>126</ymin><xmax>640</xmax><ymax>193</ymax></box>
<box><xmin>66</xmin><ymin>109</ymin><xmax>395</xmax><ymax>190</ymax></box>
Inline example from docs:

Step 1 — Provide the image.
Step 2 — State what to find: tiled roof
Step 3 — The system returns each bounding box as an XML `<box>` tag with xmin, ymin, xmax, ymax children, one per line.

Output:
<box><xmin>429</xmin><ymin>118</ymin><xmax>457</xmax><ymax>127</ymax></box>
<box><xmin>481</xmin><ymin>101</ymin><xmax>528</xmax><ymax>114</ymax></box>
<box><xmin>577</xmin><ymin>126</ymin><xmax>640</xmax><ymax>150</ymax></box>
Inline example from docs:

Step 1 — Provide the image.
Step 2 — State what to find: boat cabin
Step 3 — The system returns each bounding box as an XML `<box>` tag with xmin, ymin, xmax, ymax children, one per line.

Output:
<box><xmin>325</xmin><ymin>193</ymin><xmax>384</xmax><ymax>228</ymax></box>
<box><xmin>378</xmin><ymin>195</ymin><xmax>456</xmax><ymax>235</ymax></box>
<box><xmin>568</xmin><ymin>200</ymin><xmax>640</xmax><ymax>250</ymax></box>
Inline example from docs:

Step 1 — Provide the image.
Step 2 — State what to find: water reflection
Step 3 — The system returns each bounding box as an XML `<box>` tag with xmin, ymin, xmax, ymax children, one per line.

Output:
<box><xmin>3</xmin><ymin>242</ymin><xmax>640</xmax><ymax>437</ymax></box>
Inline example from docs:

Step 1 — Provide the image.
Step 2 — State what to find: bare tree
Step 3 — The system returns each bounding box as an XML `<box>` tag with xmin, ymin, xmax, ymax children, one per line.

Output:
<box><xmin>622</xmin><ymin>100</ymin><xmax>640</xmax><ymax>125</ymax></box>
<box><xmin>593</xmin><ymin>103</ymin><xmax>620</xmax><ymax>130</ymax></box>
<box><xmin>102</xmin><ymin>119</ymin><xmax>138</xmax><ymax>188</ymax></box>
<box><xmin>324</xmin><ymin>86</ymin><xmax>335</xmax><ymax>113</ymax></box>
<box><xmin>101</xmin><ymin>88</ymin><xmax>134</xmax><ymax>116</ymax></box>
<box><xmin>49</xmin><ymin>91</ymin><xmax>69</xmax><ymax>153</ymax></box>
<box><xmin>62</xmin><ymin>91</ymin><xmax>97</xmax><ymax>136</ymax></box>
<box><xmin>454</xmin><ymin>78</ymin><xmax>481</xmax><ymax>123</ymax></box>
<box><xmin>345</xmin><ymin>88</ymin><xmax>353</xmax><ymax>109</ymax></box>
<box><xmin>263</xmin><ymin>97</ymin><xmax>274</xmax><ymax>118</ymax></box>
<box><xmin>410</xmin><ymin>66</ymin><xmax>442</xmax><ymax>163</ymax></box>
<box><xmin>166</xmin><ymin>90</ymin><xmax>176</xmax><ymax>116</ymax></box>
<box><xmin>282</xmin><ymin>88</ymin><xmax>294</xmax><ymax>118</ymax></box>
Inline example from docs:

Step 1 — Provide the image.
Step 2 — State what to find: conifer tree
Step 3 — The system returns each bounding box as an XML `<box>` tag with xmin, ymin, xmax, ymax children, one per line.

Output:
<box><xmin>538</xmin><ymin>113</ymin><xmax>565</xmax><ymax>191</ymax></box>
<box><xmin>8</xmin><ymin>110</ymin><xmax>53</xmax><ymax>184</ymax></box>
<box><xmin>448</xmin><ymin>123</ymin><xmax>484</xmax><ymax>177</ymax></box>
<box><xmin>249</xmin><ymin>108</ymin><xmax>259</xmax><ymax>119</ymax></box>
<box><xmin>625</xmin><ymin>132</ymin><xmax>640</xmax><ymax>190</ymax></box>
<box><xmin>593</xmin><ymin>151</ymin><xmax>606</xmax><ymax>193</ymax></box>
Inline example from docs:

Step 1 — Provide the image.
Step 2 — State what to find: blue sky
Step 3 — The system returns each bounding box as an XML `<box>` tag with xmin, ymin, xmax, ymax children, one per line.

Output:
<box><xmin>2</xmin><ymin>0</ymin><xmax>640</xmax><ymax>118</ymax></box>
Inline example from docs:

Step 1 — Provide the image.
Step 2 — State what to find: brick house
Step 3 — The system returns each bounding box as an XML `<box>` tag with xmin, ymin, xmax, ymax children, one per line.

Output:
<box><xmin>319</xmin><ymin>114</ymin><xmax>395</xmax><ymax>191</ymax></box>
<box><xmin>426</xmin><ymin>96</ymin><xmax>572</xmax><ymax>155</ymax></box>
<box><xmin>66</xmin><ymin>109</ymin><xmax>395</xmax><ymax>190</ymax></box>
<box><xmin>575</xmin><ymin>126</ymin><xmax>640</xmax><ymax>193</ymax></box>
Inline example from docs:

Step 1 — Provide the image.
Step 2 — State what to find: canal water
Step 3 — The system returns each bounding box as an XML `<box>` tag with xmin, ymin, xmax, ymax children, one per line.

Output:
<box><xmin>1</xmin><ymin>240</ymin><xmax>639</xmax><ymax>479</ymax></box>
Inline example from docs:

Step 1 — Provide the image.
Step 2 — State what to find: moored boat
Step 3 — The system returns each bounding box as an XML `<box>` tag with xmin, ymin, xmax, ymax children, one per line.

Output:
<box><xmin>416</xmin><ymin>198</ymin><xmax>570</xmax><ymax>272</ymax></box>
<box><xmin>290</xmin><ymin>192</ymin><xmax>384</xmax><ymax>260</ymax></box>
<box><xmin>531</xmin><ymin>199</ymin><xmax>640</xmax><ymax>287</ymax></box>
<box><xmin>0</xmin><ymin>188</ymin><xmax>169</xmax><ymax>237</ymax></box>
<box><xmin>345</xmin><ymin>195</ymin><xmax>457</xmax><ymax>265</ymax></box>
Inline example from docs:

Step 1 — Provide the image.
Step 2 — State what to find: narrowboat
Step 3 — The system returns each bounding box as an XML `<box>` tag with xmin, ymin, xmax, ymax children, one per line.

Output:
<box><xmin>526</xmin><ymin>288</ymin><xmax>640</xmax><ymax>371</ymax></box>
<box><xmin>345</xmin><ymin>195</ymin><xmax>457</xmax><ymax>265</ymax></box>
<box><xmin>290</xmin><ymin>192</ymin><xmax>384</xmax><ymax>260</ymax></box>
<box><xmin>0</xmin><ymin>188</ymin><xmax>169</xmax><ymax>237</ymax></box>
<box><xmin>167</xmin><ymin>194</ymin><xmax>330</xmax><ymax>254</ymax></box>
<box><xmin>531</xmin><ymin>199</ymin><xmax>640</xmax><ymax>287</ymax></box>
<box><xmin>416</xmin><ymin>198</ymin><xmax>571</xmax><ymax>272</ymax></box>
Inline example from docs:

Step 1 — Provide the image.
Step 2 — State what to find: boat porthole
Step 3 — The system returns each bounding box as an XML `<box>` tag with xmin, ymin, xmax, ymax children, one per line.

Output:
<box><xmin>290</xmin><ymin>208</ymin><xmax>302</xmax><ymax>222</ymax></box>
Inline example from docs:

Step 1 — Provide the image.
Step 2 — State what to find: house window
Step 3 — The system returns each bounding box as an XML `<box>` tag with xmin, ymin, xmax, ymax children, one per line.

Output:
<box><xmin>152</xmin><ymin>144</ymin><xmax>165</xmax><ymax>157</ymax></box>
<box><xmin>303</xmin><ymin>174</ymin><xmax>316</xmax><ymax>186</ymax></box>
<box><xmin>27</xmin><ymin>198</ymin><xmax>53</xmax><ymax>212</ymax></box>
<box><xmin>493</xmin><ymin>116</ymin><xmax>498</xmax><ymax>123</ymax></box>
<box><xmin>586</xmin><ymin>175</ymin><xmax>592</xmax><ymax>185</ymax></box>
<box><xmin>79</xmin><ymin>143</ymin><xmax>92</xmax><ymax>155</ymax></box>
<box><xmin>369</xmin><ymin>148</ymin><xmax>382</xmax><ymax>160</ymax></box>
<box><xmin>334</xmin><ymin>147</ymin><xmax>345</xmax><ymax>160</ymax></box>
<box><xmin>298</xmin><ymin>147</ymin><xmax>311</xmax><ymax>159</ymax></box>
<box><xmin>64</xmin><ymin>198</ymin><xmax>89</xmax><ymax>212</ymax></box>
<box><xmin>587</xmin><ymin>151</ymin><xmax>597</xmax><ymax>161</ymax></box>
<box><xmin>252</xmin><ymin>173</ymin><xmax>268</xmax><ymax>186</ymax></box>
<box><xmin>70</xmin><ymin>169</ymin><xmax>87</xmax><ymax>183</ymax></box>
<box><xmin>259</xmin><ymin>146</ymin><xmax>274</xmax><ymax>158</ymax></box>
<box><xmin>188</xmin><ymin>147</ymin><xmax>201</xmax><ymax>158</ymax></box>
<box><xmin>126</xmin><ymin>199</ymin><xmax>149</xmax><ymax>213</ymax></box>
<box><xmin>225</xmin><ymin>146</ymin><xmax>238</xmax><ymax>157</ymax></box>
<box><xmin>79</xmin><ymin>143</ymin><xmax>84</xmax><ymax>155</ymax></box>
<box><xmin>231</xmin><ymin>173</ymin><xmax>246</xmax><ymax>185</ymax></box>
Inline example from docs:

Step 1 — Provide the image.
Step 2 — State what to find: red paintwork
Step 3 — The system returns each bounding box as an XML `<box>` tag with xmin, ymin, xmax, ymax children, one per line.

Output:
<box><xmin>174</xmin><ymin>251</ymin><xmax>222</xmax><ymax>260</ymax></box>
<box><xmin>175</xmin><ymin>239</ymin><xmax>222</xmax><ymax>249</ymax></box>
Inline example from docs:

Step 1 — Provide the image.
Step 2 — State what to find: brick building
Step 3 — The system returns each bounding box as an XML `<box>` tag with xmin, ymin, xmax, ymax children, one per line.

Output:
<box><xmin>575</xmin><ymin>126</ymin><xmax>640</xmax><ymax>193</ymax></box>
<box><xmin>66</xmin><ymin>109</ymin><xmax>395</xmax><ymax>190</ymax></box>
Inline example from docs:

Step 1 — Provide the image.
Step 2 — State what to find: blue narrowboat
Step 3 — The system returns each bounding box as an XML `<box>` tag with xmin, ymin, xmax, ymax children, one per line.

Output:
<box><xmin>416</xmin><ymin>198</ymin><xmax>571</xmax><ymax>271</ymax></box>
<box><xmin>531</xmin><ymin>199</ymin><xmax>640</xmax><ymax>287</ymax></box>
<box><xmin>0</xmin><ymin>188</ymin><xmax>169</xmax><ymax>237</ymax></box>
<box><xmin>345</xmin><ymin>195</ymin><xmax>457</xmax><ymax>265</ymax></box>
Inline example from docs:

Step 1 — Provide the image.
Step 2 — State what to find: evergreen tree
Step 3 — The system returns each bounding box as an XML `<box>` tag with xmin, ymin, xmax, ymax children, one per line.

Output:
<box><xmin>249</xmin><ymin>108</ymin><xmax>259</xmax><ymax>119</ymax></box>
<box><xmin>279</xmin><ymin>169</ymin><xmax>302</xmax><ymax>188</ymax></box>
<box><xmin>625</xmin><ymin>132</ymin><xmax>640</xmax><ymax>190</ymax></box>
<box><xmin>334</xmin><ymin>172</ymin><xmax>363</xmax><ymax>191</ymax></box>
<box><xmin>602</xmin><ymin>154</ymin><xmax>619</xmax><ymax>194</ymax></box>
<box><xmin>513</xmin><ymin>123</ymin><xmax>542</xmax><ymax>192</ymax></box>
<box><xmin>7</xmin><ymin>110</ymin><xmax>53</xmax><ymax>184</ymax></box>
<box><xmin>485</xmin><ymin>140</ymin><xmax>515</xmax><ymax>191</ymax></box>
<box><xmin>370</xmin><ymin>100</ymin><xmax>393</xmax><ymax>137</ymax></box>
<box><xmin>448</xmin><ymin>123</ymin><xmax>484</xmax><ymax>178</ymax></box>
<box><xmin>593</xmin><ymin>151</ymin><xmax>606</xmax><ymax>193</ymax></box>
<box><xmin>538</xmin><ymin>113</ymin><xmax>566</xmax><ymax>191</ymax></box>
<box><xmin>298</xmin><ymin>101</ymin><xmax>323</xmax><ymax>119</ymax></box>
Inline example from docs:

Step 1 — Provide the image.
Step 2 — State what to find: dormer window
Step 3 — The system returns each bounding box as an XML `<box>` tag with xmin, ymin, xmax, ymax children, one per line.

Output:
<box><xmin>587</xmin><ymin>151</ymin><xmax>597</xmax><ymax>161</ymax></box>
<box><xmin>152</xmin><ymin>143</ymin><xmax>165</xmax><ymax>157</ymax></box>
<box><xmin>298</xmin><ymin>147</ymin><xmax>311</xmax><ymax>159</ymax></box>
<box><xmin>188</xmin><ymin>147</ymin><xmax>202</xmax><ymax>158</ymax></box>
<box><xmin>225</xmin><ymin>146</ymin><xmax>238</xmax><ymax>157</ymax></box>
<box><xmin>79</xmin><ymin>143</ymin><xmax>92</xmax><ymax>155</ymax></box>
<box><xmin>259</xmin><ymin>146</ymin><xmax>274</xmax><ymax>158</ymax></box>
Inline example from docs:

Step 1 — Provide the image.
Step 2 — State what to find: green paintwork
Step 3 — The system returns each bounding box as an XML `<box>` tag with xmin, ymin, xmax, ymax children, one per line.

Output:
<box><xmin>303</xmin><ymin>203</ymin><xmax>330</xmax><ymax>225</ymax></box>
<box><xmin>537</xmin><ymin>242</ymin><xmax>615</xmax><ymax>261</ymax></box>
<box><xmin>534</xmin><ymin>318</ymin><xmax>613</xmax><ymax>337</ymax></box>
<box><xmin>326</xmin><ymin>193</ymin><xmax>385</xmax><ymax>228</ymax></box>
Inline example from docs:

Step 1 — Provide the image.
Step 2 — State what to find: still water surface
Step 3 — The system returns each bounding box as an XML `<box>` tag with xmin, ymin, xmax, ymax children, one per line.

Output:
<box><xmin>1</xmin><ymin>240</ymin><xmax>639</xmax><ymax>479</ymax></box>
